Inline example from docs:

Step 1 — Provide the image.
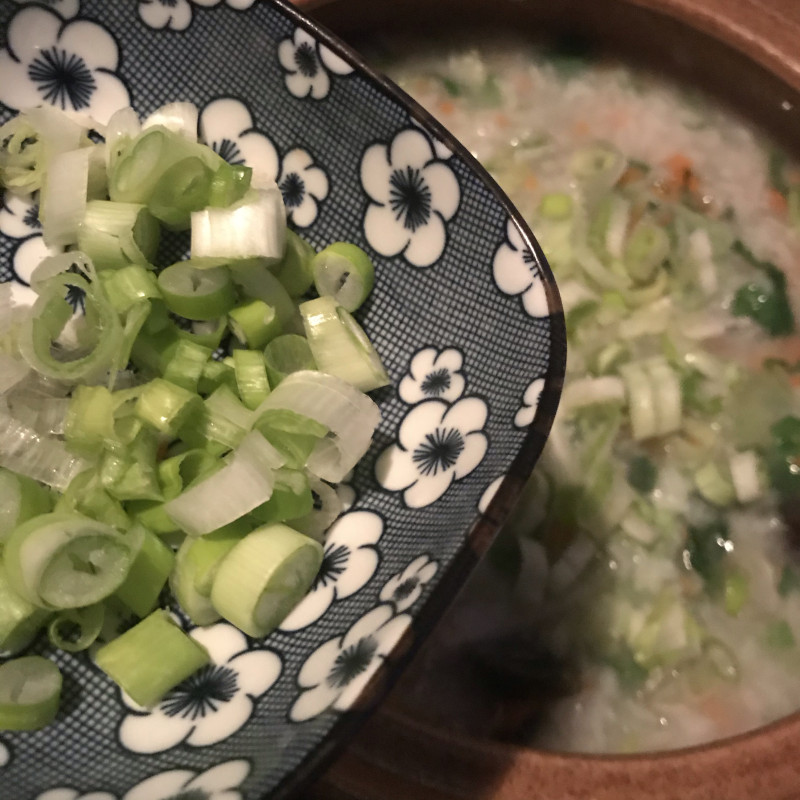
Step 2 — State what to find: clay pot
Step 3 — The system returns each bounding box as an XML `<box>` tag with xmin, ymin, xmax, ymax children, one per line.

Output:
<box><xmin>293</xmin><ymin>1</ymin><xmax>800</xmax><ymax>797</ymax></box>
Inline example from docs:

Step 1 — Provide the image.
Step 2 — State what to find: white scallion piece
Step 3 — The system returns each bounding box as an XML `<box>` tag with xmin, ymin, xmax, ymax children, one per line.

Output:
<box><xmin>40</xmin><ymin>148</ymin><xmax>94</xmax><ymax>248</ymax></box>
<box><xmin>165</xmin><ymin>430</ymin><xmax>284</xmax><ymax>536</ymax></box>
<box><xmin>0</xmin><ymin>406</ymin><xmax>88</xmax><ymax>491</ymax></box>
<box><xmin>191</xmin><ymin>186</ymin><xmax>287</xmax><ymax>262</ymax></box>
<box><xmin>254</xmin><ymin>370</ymin><xmax>380</xmax><ymax>483</ymax></box>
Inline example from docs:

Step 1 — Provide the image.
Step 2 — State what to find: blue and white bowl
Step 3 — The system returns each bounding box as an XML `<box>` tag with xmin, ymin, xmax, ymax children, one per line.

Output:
<box><xmin>0</xmin><ymin>0</ymin><xmax>565</xmax><ymax>797</ymax></box>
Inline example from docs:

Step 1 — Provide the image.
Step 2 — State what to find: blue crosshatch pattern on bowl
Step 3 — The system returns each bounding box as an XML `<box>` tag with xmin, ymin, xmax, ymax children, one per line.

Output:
<box><xmin>0</xmin><ymin>0</ymin><xmax>565</xmax><ymax>797</ymax></box>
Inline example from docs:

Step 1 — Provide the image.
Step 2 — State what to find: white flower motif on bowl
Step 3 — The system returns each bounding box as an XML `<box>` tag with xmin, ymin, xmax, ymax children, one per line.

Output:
<box><xmin>279</xmin><ymin>30</ymin><xmax>326</xmax><ymax>98</ymax></box>
<box><xmin>139</xmin><ymin>0</ymin><xmax>257</xmax><ymax>32</ymax></box>
<box><xmin>379</xmin><ymin>554</ymin><xmax>438</xmax><ymax>612</ymax></box>
<box><xmin>138</xmin><ymin>0</ymin><xmax>194</xmax><ymax>32</ymax></box>
<box><xmin>514</xmin><ymin>376</ymin><xmax>545</xmax><ymax>428</ymax></box>
<box><xmin>0</xmin><ymin>740</ymin><xmax>9</xmax><ymax>768</ymax></box>
<box><xmin>398</xmin><ymin>346</ymin><xmax>466</xmax><ymax>404</ymax></box>
<box><xmin>278</xmin><ymin>147</ymin><xmax>329</xmax><ymax>228</ymax></box>
<box><xmin>478</xmin><ymin>474</ymin><xmax>505</xmax><ymax>513</ymax></box>
<box><xmin>12</xmin><ymin>0</ymin><xmax>80</xmax><ymax>20</ymax></box>
<box><xmin>118</xmin><ymin>623</ymin><xmax>281</xmax><ymax>753</ymax></box>
<box><xmin>0</xmin><ymin>7</ymin><xmax>130</xmax><ymax>125</ymax></box>
<box><xmin>375</xmin><ymin>397</ymin><xmax>489</xmax><ymax>508</ymax></box>
<box><xmin>410</xmin><ymin>116</ymin><xmax>454</xmax><ymax>161</ymax></box>
<box><xmin>122</xmin><ymin>759</ymin><xmax>250</xmax><ymax>800</ymax></box>
<box><xmin>280</xmin><ymin>510</ymin><xmax>384</xmax><ymax>632</ymax></box>
<box><xmin>493</xmin><ymin>217</ymin><xmax>550</xmax><ymax>317</ymax></box>
<box><xmin>361</xmin><ymin>128</ymin><xmax>460</xmax><ymax>268</ymax></box>
<box><xmin>289</xmin><ymin>603</ymin><xmax>411</xmax><ymax>722</ymax></box>
<box><xmin>36</xmin><ymin>789</ymin><xmax>115</xmax><ymax>800</ymax></box>
<box><xmin>0</xmin><ymin>192</ymin><xmax>42</xmax><ymax>239</ymax></box>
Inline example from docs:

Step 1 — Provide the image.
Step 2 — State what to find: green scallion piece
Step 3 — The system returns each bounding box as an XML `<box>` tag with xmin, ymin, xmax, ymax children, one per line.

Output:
<box><xmin>65</xmin><ymin>385</ymin><xmax>116</xmax><ymax>456</ymax></box>
<box><xmin>158</xmin><ymin>262</ymin><xmax>236</xmax><ymax>321</ymax></box>
<box><xmin>228</xmin><ymin>298</ymin><xmax>282</xmax><ymax>350</ymax></box>
<box><xmin>208</xmin><ymin>162</ymin><xmax>252</xmax><ymax>208</ymax></box>
<box><xmin>94</xmin><ymin>610</ymin><xmax>209</xmax><ymax>707</ymax></box>
<box><xmin>78</xmin><ymin>200</ymin><xmax>160</xmax><ymax>270</ymax></box>
<box><xmin>210</xmin><ymin>523</ymin><xmax>323</xmax><ymax>638</ymax></box>
<box><xmin>233</xmin><ymin>349</ymin><xmax>270</xmax><ymax>410</ymax></box>
<box><xmin>99</xmin><ymin>264</ymin><xmax>161</xmax><ymax>315</ymax></box>
<box><xmin>263</xmin><ymin>334</ymin><xmax>316</xmax><ymax>387</ymax></box>
<box><xmin>114</xmin><ymin>526</ymin><xmax>175</xmax><ymax>618</ymax></box>
<box><xmin>0</xmin><ymin>656</ymin><xmax>62</xmax><ymax>731</ymax></box>
<box><xmin>47</xmin><ymin>603</ymin><xmax>104</xmax><ymax>652</ymax></box>
<box><xmin>135</xmin><ymin>378</ymin><xmax>200</xmax><ymax>436</ymax></box>
<box><xmin>254</xmin><ymin>408</ymin><xmax>328</xmax><ymax>469</ymax></box>
<box><xmin>300</xmin><ymin>296</ymin><xmax>389</xmax><ymax>391</ymax></box>
<box><xmin>312</xmin><ymin>241</ymin><xmax>375</xmax><ymax>312</ymax></box>
<box><xmin>250</xmin><ymin>468</ymin><xmax>313</xmax><ymax>524</ymax></box>
<box><xmin>162</xmin><ymin>339</ymin><xmax>213</xmax><ymax>393</ymax></box>
<box><xmin>0</xmin><ymin>467</ymin><xmax>53</xmax><ymax>544</ymax></box>
<box><xmin>3</xmin><ymin>512</ymin><xmax>136</xmax><ymax>610</ymax></box>
<box><xmin>0</xmin><ymin>569</ymin><xmax>50</xmax><ymax>654</ymax></box>
<box><xmin>273</xmin><ymin>229</ymin><xmax>316</xmax><ymax>297</ymax></box>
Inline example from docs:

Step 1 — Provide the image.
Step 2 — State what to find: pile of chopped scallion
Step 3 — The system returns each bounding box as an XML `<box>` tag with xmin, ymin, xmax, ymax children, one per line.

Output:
<box><xmin>0</xmin><ymin>102</ymin><xmax>389</xmax><ymax>731</ymax></box>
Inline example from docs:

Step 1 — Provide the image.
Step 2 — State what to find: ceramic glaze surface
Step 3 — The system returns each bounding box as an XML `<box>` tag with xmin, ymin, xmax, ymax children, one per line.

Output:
<box><xmin>0</xmin><ymin>0</ymin><xmax>564</xmax><ymax>797</ymax></box>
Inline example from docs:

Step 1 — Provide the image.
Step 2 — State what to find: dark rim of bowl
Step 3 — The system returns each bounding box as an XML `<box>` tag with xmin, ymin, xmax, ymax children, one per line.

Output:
<box><xmin>265</xmin><ymin>0</ymin><xmax>566</xmax><ymax>796</ymax></box>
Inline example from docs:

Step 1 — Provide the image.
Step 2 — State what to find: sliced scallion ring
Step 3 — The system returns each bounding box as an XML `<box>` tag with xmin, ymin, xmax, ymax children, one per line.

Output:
<box><xmin>3</xmin><ymin>512</ymin><xmax>137</xmax><ymax>609</ymax></box>
<box><xmin>94</xmin><ymin>610</ymin><xmax>209</xmax><ymax>708</ymax></box>
<box><xmin>210</xmin><ymin>523</ymin><xmax>323</xmax><ymax>638</ymax></box>
<box><xmin>300</xmin><ymin>295</ymin><xmax>389</xmax><ymax>391</ymax></box>
<box><xmin>158</xmin><ymin>262</ymin><xmax>236</xmax><ymax>321</ymax></box>
<box><xmin>0</xmin><ymin>656</ymin><xmax>62</xmax><ymax>731</ymax></box>
<box><xmin>312</xmin><ymin>241</ymin><xmax>375</xmax><ymax>312</ymax></box>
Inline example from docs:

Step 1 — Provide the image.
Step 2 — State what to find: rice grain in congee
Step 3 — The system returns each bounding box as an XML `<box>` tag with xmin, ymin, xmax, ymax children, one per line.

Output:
<box><xmin>378</xmin><ymin>38</ymin><xmax>800</xmax><ymax>754</ymax></box>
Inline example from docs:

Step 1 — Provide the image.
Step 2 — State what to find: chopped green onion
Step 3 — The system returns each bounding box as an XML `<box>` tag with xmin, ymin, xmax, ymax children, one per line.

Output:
<box><xmin>158</xmin><ymin>262</ymin><xmax>236</xmax><ymax>321</ymax></box>
<box><xmin>3</xmin><ymin>512</ymin><xmax>137</xmax><ymax>609</ymax></box>
<box><xmin>135</xmin><ymin>378</ymin><xmax>200</xmax><ymax>435</ymax></box>
<box><xmin>162</xmin><ymin>339</ymin><xmax>213</xmax><ymax>393</ymax></box>
<box><xmin>254</xmin><ymin>408</ymin><xmax>328</xmax><ymax>469</ymax></box>
<box><xmin>0</xmin><ymin>569</ymin><xmax>50</xmax><ymax>655</ymax></box>
<box><xmin>148</xmin><ymin>157</ymin><xmax>213</xmax><ymax>230</ymax></box>
<box><xmin>624</xmin><ymin>220</ymin><xmax>669</xmax><ymax>285</ymax></box>
<box><xmin>538</xmin><ymin>192</ymin><xmax>574</xmax><ymax>221</ymax></box>
<box><xmin>99</xmin><ymin>264</ymin><xmax>161</xmax><ymax>314</ymax></box>
<box><xmin>65</xmin><ymin>385</ymin><xmax>116</xmax><ymax>456</ymax></box>
<box><xmin>273</xmin><ymin>229</ymin><xmax>316</xmax><ymax>297</ymax></box>
<box><xmin>19</xmin><ymin>272</ymin><xmax>123</xmax><ymax>382</ymax></box>
<box><xmin>191</xmin><ymin>187</ymin><xmax>287</xmax><ymax>262</ymax></box>
<box><xmin>95</xmin><ymin>610</ymin><xmax>209</xmax><ymax>707</ymax></box>
<box><xmin>47</xmin><ymin>603</ymin><xmax>104</xmax><ymax>652</ymax></box>
<box><xmin>300</xmin><ymin>296</ymin><xmax>389</xmax><ymax>391</ymax></box>
<box><xmin>250</xmin><ymin>468</ymin><xmax>313</xmax><ymax>524</ymax></box>
<box><xmin>254</xmin><ymin>370</ymin><xmax>379</xmax><ymax>482</ymax></box>
<box><xmin>312</xmin><ymin>241</ymin><xmax>375</xmax><ymax>312</ymax></box>
<box><xmin>208</xmin><ymin>162</ymin><xmax>252</xmax><ymax>209</ymax></box>
<box><xmin>78</xmin><ymin>201</ymin><xmax>160</xmax><ymax>270</ymax></box>
<box><xmin>114</xmin><ymin>526</ymin><xmax>175</xmax><ymax>618</ymax></box>
<box><xmin>0</xmin><ymin>467</ymin><xmax>53</xmax><ymax>543</ymax></box>
<box><xmin>165</xmin><ymin>431</ymin><xmax>283</xmax><ymax>536</ymax></box>
<box><xmin>233</xmin><ymin>349</ymin><xmax>270</xmax><ymax>410</ymax></box>
<box><xmin>263</xmin><ymin>334</ymin><xmax>316</xmax><ymax>387</ymax></box>
<box><xmin>0</xmin><ymin>656</ymin><xmax>62</xmax><ymax>730</ymax></box>
<box><xmin>228</xmin><ymin>298</ymin><xmax>282</xmax><ymax>350</ymax></box>
<box><xmin>210</xmin><ymin>523</ymin><xmax>323</xmax><ymax>638</ymax></box>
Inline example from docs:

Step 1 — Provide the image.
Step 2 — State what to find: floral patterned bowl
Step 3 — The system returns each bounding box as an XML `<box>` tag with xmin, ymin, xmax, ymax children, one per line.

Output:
<box><xmin>0</xmin><ymin>0</ymin><xmax>565</xmax><ymax>798</ymax></box>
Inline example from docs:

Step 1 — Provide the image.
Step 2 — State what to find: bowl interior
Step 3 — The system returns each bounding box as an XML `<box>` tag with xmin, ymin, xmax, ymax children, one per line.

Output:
<box><xmin>0</xmin><ymin>0</ymin><xmax>564</xmax><ymax>797</ymax></box>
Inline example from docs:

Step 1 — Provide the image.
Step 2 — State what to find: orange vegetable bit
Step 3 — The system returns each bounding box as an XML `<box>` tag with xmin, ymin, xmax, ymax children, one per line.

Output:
<box><xmin>768</xmin><ymin>188</ymin><xmax>789</xmax><ymax>217</ymax></box>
